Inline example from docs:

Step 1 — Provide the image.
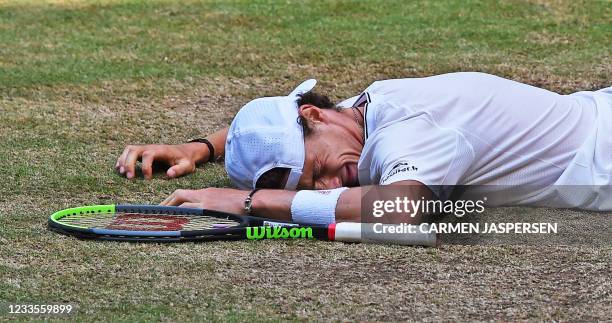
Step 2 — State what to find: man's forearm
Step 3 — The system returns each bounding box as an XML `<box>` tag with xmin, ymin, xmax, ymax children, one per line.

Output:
<box><xmin>335</xmin><ymin>187</ymin><xmax>363</xmax><ymax>222</ymax></box>
<box><xmin>187</xmin><ymin>127</ymin><xmax>229</xmax><ymax>164</ymax></box>
<box><xmin>250</xmin><ymin>189</ymin><xmax>296</xmax><ymax>221</ymax></box>
<box><xmin>337</xmin><ymin>182</ymin><xmax>431</xmax><ymax>224</ymax></box>
<box><xmin>256</xmin><ymin>181</ymin><xmax>430</xmax><ymax>224</ymax></box>
<box><xmin>207</xmin><ymin>127</ymin><xmax>228</xmax><ymax>160</ymax></box>
<box><xmin>248</xmin><ymin>187</ymin><xmax>363</xmax><ymax>223</ymax></box>
<box><xmin>166</xmin><ymin>182</ymin><xmax>433</xmax><ymax>224</ymax></box>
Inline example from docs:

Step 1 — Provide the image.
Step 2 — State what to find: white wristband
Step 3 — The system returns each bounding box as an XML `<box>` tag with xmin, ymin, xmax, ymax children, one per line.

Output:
<box><xmin>290</xmin><ymin>187</ymin><xmax>349</xmax><ymax>225</ymax></box>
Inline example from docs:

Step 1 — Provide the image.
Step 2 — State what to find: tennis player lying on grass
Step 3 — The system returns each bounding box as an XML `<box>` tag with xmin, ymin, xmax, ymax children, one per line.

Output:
<box><xmin>116</xmin><ymin>72</ymin><xmax>612</xmax><ymax>224</ymax></box>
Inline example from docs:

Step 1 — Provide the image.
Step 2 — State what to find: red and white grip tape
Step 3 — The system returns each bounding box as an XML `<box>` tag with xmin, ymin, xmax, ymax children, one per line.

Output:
<box><xmin>328</xmin><ymin>223</ymin><xmax>438</xmax><ymax>247</ymax></box>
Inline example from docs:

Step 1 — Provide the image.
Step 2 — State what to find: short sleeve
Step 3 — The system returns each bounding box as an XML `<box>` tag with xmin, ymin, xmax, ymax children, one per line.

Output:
<box><xmin>367</xmin><ymin>115</ymin><xmax>474</xmax><ymax>197</ymax></box>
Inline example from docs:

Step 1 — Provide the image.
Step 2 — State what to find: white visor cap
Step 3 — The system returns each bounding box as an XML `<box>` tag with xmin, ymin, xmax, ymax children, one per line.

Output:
<box><xmin>225</xmin><ymin>79</ymin><xmax>317</xmax><ymax>190</ymax></box>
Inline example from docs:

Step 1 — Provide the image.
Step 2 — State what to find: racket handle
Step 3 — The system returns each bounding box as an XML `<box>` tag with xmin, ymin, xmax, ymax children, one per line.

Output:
<box><xmin>331</xmin><ymin>223</ymin><xmax>438</xmax><ymax>247</ymax></box>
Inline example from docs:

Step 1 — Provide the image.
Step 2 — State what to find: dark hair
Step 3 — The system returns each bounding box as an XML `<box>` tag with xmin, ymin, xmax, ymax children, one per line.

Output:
<box><xmin>255</xmin><ymin>92</ymin><xmax>338</xmax><ymax>189</ymax></box>
<box><xmin>256</xmin><ymin>167</ymin><xmax>290</xmax><ymax>189</ymax></box>
<box><xmin>296</xmin><ymin>91</ymin><xmax>339</xmax><ymax>136</ymax></box>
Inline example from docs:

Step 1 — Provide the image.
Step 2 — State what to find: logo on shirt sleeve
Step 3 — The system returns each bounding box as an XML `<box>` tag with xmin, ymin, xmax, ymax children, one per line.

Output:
<box><xmin>382</xmin><ymin>162</ymin><xmax>419</xmax><ymax>183</ymax></box>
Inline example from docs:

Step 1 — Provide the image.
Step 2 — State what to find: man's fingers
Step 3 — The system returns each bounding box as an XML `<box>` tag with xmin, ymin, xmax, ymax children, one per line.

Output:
<box><xmin>161</xmin><ymin>189</ymin><xmax>190</xmax><ymax>206</ymax></box>
<box><xmin>116</xmin><ymin>147</ymin><xmax>130</xmax><ymax>174</ymax></box>
<box><xmin>117</xmin><ymin>144</ymin><xmax>195</xmax><ymax>180</ymax></box>
<box><xmin>167</xmin><ymin>159</ymin><xmax>195</xmax><ymax>178</ymax></box>
<box><xmin>161</xmin><ymin>193</ymin><xmax>181</xmax><ymax>206</ymax></box>
<box><xmin>160</xmin><ymin>194</ymin><xmax>172</xmax><ymax>206</ymax></box>
<box><xmin>179</xmin><ymin>202</ymin><xmax>204</xmax><ymax>208</ymax></box>
<box><xmin>140</xmin><ymin>152</ymin><xmax>155</xmax><ymax>180</ymax></box>
<box><xmin>124</xmin><ymin>148</ymin><xmax>143</xmax><ymax>179</ymax></box>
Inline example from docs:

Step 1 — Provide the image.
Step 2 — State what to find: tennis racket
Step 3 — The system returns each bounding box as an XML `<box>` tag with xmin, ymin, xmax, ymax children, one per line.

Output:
<box><xmin>48</xmin><ymin>204</ymin><xmax>437</xmax><ymax>246</ymax></box>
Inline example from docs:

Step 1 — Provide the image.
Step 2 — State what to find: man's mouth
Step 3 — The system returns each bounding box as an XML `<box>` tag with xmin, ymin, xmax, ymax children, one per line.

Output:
<box><xmin>343</xmin><ymin>163</ymin><xmax>359</xmax><ymax>187</ymax></box>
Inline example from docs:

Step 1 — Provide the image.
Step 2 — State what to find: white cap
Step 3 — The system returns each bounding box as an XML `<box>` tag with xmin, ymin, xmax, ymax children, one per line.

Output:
<box><xmin>225</xmin><ymin>79</ymin><xmax>317</xmax><ymax>190</ymax></box>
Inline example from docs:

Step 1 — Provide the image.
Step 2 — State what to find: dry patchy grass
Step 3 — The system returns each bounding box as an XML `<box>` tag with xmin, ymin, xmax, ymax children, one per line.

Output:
<box><xmin>0</xmin><ymin>0</ymin><xmax>610</xmax><ymax>321</ymax></box>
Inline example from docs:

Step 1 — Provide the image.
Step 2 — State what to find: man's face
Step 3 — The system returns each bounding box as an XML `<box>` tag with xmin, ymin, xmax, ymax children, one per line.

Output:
<box><xmin>296</xmin><ymin>105</ymin><xmax>364</xmax><ymax>190</ymax></box>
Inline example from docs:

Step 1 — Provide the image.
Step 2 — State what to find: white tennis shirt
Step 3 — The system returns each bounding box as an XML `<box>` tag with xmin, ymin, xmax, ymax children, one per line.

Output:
<box><xmin>339</xmin><ymin>72</ymin><xmax>612</xmax><ymax>210</ymax></box>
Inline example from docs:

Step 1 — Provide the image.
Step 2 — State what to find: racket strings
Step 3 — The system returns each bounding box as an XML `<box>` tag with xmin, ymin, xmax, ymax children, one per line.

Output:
<box><xmin>58</xmin><ymin>212</ymin><xmax>241</xmax><ymax>231</ymax></box>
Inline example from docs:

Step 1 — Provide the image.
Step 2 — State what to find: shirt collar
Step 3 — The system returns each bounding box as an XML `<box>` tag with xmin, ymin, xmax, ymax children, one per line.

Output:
<box><xmin>352</xmin><ymin>91</ymin><xmax>373</xmax><ymax>140</ymax></box>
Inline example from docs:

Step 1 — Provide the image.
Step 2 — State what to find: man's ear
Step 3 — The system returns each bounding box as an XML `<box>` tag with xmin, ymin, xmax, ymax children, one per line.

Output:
<box><xmin>298</xmin><ymin>104</ymin><xmax>326</xmax><ymax>124</ymax></box>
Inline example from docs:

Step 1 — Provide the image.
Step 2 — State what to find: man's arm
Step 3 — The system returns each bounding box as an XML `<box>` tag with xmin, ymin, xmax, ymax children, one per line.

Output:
<box><xmin>116</xmin><ymin>127</ymin><xmax>228</xmax><ymax>179</ymax></box>
<box><xmin>336</xmin><ymin>181</ymin><xmax>434</xmax><ymax>224</ymax></box>
<box><xmin>194</xmin><ymin>127</ymin><xmax>229</xmax><ymax>162</ymax></box>
<box><xmin>161</xmin><ymin>180</ymin><xmax>433</xmax><ymax>224</ymax></box>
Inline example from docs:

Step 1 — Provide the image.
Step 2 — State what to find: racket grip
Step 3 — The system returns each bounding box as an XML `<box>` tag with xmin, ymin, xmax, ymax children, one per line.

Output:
<box><xmin>332</xmin><ymin>223</ymin><xmax>438</xmax><ymax>247</ymax></box>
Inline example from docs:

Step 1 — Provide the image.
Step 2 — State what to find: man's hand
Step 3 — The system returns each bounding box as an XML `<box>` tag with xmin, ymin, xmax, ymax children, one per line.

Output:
<box><xmin>116</xmin><ymin>143</ymin><xmax>209</xmax><ymax>180</ymax></box>
<box><xmin>161</xmin><ymin>188</ymin><xmax>249</xmax><ymax>215</ymax></box>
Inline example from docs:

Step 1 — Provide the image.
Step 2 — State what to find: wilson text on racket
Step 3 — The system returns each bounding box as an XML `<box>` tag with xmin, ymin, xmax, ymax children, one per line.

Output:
<box><xmin>246</xmin><ymin>226</ymin><xmax>313</xmax><ymax>240</ymax></box>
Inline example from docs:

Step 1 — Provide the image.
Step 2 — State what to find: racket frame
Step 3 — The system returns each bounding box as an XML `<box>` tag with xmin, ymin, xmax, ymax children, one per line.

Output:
<box><xmin>48</xmin><ymin>204</ymin><xmax>325</xmax><ymax>241</ymax></box>
<box><xmin>48</xmin><ymin>204</ymin><xmax>437</xmax><ymax>246</ymax></box>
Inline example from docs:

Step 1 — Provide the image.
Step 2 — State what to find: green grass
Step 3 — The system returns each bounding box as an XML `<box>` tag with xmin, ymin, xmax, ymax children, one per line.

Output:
<box><xmin>1</xmin><ymin>0</ymin><xmax>610</xmax><ymax>98</ymax></box>
<box><xmin>0</xmin><ymin>0</ymin><xmax>610</xmax><ymax>321</ymax></box>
